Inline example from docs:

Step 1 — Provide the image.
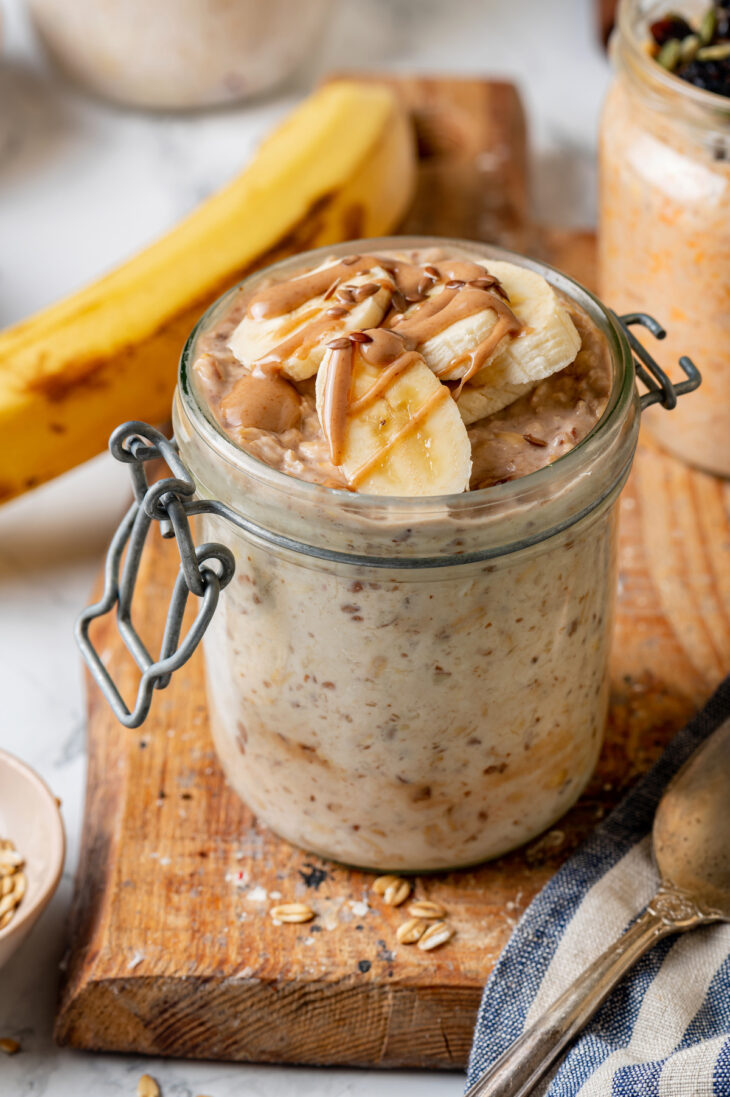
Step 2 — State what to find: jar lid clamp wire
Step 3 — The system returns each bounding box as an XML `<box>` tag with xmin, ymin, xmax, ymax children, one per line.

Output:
<box><xmin>75</xmin><ymin>423</ymin><xmax>236</xmax><ymax>729</ymax></box>
<box><xmin>618</xmin><ymin>312</ymin><xmax>700</xmax><ymax>408</ymax></box>
<box><xmin>75</xmin><ymin>314</ymin><xmax>699</xmax><ymax>729</ymax></box>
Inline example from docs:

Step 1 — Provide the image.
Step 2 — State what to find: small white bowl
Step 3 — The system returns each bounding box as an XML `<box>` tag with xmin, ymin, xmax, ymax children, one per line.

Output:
<box><xmin>0</xmin><ymin>749</ymin><xmax>65</xmax><ymax>971</ymax></box>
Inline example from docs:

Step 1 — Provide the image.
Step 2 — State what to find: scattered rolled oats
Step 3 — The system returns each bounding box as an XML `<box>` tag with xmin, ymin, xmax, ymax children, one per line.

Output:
<box><xmin>0</xmin><ymin>1037</ymin><xmax>20</xmax><ymax>1055</ymax></box>
<box><xmin>137</xmin><ymin>1074</ymin><xmax>161</xmax><ymax>1097</ymax></box>
<box><xmin>383</xmin><ymin>879</ymin><xmax>411</xmax><ymax>907</ymax></box>
<box><xmin>372</xmin><ymin>874</ymin><xmax>400</xmax><ymax>895</ymax></box>
<box><xmin>396</xmin><ymin>917</ymin><xmax>427</xmax><ymax>945</ymax></box>
<box><xmin>270</xmin><ymin>902</ymin><xmax>315</xmax><ymax>924</ymax></box>
<box><xmin>372</xmin><ymin>875</ymin><xmax>411</xmax><ymax>906</ymax></box>
<box><xmin>407</xmin><ymin>899</ymin><xmax>447</xmax><ymax>920</ymax></box>
<box><xmin>417</xmin><ymin>921</ymin><xmax>454</xmax><ymax>951</ymax></box>
<box><xmin>0</xmin><ymin>840</ymin><xmax>26</xmax><ymax>932</ymax></box>
<box><xmin>0</xmin><ymin>850</ymin><xmax>23</xmax><ymax>869</ymax></box>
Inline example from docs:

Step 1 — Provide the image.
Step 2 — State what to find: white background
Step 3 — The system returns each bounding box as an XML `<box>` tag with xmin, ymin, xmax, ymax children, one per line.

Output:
<box><xmin>0</xmin><ymin>1</ymin><xmax>612</xmax><ymax>1093</ymax></box>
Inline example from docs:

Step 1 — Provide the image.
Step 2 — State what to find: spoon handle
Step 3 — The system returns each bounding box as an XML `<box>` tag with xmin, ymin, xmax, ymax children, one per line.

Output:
<box><xmin>465</xmin><ymin>886</ymin><xmax>711</xmax><ymax>1097</ymax></box>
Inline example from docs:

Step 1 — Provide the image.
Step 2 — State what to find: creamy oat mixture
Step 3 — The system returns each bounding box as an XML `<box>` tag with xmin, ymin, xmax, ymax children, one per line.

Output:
<box><xmin>201</xmin><ymin>515</ymin><xmax>616</xmax><ymax>870</ymax></box>
<box><xmin>180</xmin><ymin>245</ymin><xmax>621</xmax><ymax>871</ymax></box>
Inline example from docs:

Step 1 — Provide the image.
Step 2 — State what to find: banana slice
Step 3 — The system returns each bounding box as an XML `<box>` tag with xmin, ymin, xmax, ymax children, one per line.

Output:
<box><xmin>467</xmin><ymin>260</ymin><xmax>581</xmax><ymax>387</ymax></box>
<box><xmin>229</xmin><ymin>260</ymin><xmax>393</xmax><ymax>381</ymax></box>
<box><xmin>398</xmin><ymin>261</ymin><xmax>580</xmax><ymax>389</ymax></box>
<box><xmin>457</xmin><ymin>380</ymin><xmax>533</xmax><ymax>427</ymax></box>
<box><xmin>315</xmin><ymin>334</ymin><xmax>471</xmax><ymax>496</ymax></box>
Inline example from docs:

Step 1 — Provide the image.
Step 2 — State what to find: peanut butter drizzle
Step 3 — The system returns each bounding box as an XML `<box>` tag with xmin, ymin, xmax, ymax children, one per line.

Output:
<box><xmin>321</xmin><ymin>329</ymin><xmax>419</xmax><ymax>463</ymax></box>
<box><xmin>220</xmin><ymin>373</ymin><xmax>301</xmax><ymax>433</ymax></box>
<box><xmin>348</xmin><ymin>386</ymin><xmax>450</xmax><ymax>489</ymax></box>
<box><xmin>247</xmin><ymin>253</ymin><xmax>433</xmax><ymax>322</ymax></box>
<box><xmin>249</xmin><ymin>256</ymin><xmax>419</xmax><ymax>374</ymax></box>
<box><xmin>319</xmin><ymin>342</ymin><xmax>354</xmax><ymax>465</ymax></box>
<box><xmin>389</xmin><ymin>285</ymin><xmax>521</xmax><ymax>388</ymax></box>
<box><xmin>448</xmin><ymin>312</ymin><xmax>518</xmax><ymax>393</ymax></box>
<box><xmin>247</xmin><ymin>254</ymin><xmax>522</xmax><ymax>481</ymax></box>
<box><xmin>248</xmin><ymin>256</ymin><xmax>378</xmax><ymax>319</ymax></box>
<box><xmin>348</xmin><ymin>350</ymin><xmax>422</xmax><ymax>414</ymax></box>
<box><xmin>253</xmin><ymin>314</ymin><xmax>338</xmax><ymax>373</ymax></box>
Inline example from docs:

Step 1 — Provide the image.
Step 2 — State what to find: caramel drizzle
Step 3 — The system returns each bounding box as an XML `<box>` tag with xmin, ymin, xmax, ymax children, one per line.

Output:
<box><xmin>348</xmin><ymin>386</ymin><xmax>451</xmax><ymax>489</ymax></box>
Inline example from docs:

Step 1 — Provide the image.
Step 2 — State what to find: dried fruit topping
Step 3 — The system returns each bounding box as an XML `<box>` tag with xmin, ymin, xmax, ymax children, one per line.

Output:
<box><xmin>650</xmin><ymin>15</ymin><xmax>693</xmax><ymax>46</ymax></box>
<box><xmin>648</xmin><ymin>4</ymin><xmax>730</xmax><ymax>95</ymax></box>
<box><xmin>717</xmin><ymin>6</ymin><xmax>730</xmax><ymax>39</ymax></box>
<box><xmin>679</xmin><ymin>55</ymin><xmax>730</xmax><ymax>93</ymax></box>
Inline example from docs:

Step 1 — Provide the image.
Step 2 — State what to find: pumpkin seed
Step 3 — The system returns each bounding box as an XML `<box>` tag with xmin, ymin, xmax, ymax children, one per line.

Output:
<box><xmin>657</xmin><ymin>38</ymin><xmax>682</xmax><ymax>70</ymax></box>
<box><xmin>679</xmin><ymin>34</ymin><xmax>700</xmax><ymax>63</ymax></box>
<box><xmin>699</xmin><ymin>7</ymin><xmax>716</xmax><ymax>45</ymax></box>
<box><xmin>697</xmin><ymin>42</ymin><xmax>730</xmax><ymax>61</ymax></box>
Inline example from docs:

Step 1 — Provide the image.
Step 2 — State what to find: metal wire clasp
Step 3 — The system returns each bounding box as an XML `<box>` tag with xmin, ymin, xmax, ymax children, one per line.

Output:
<box><xmin>617</xmin><ymin>312</ymin><xmax>701</xmax><ymax>410</ymax></box>
<box><xmin>75</xmin><ymin>422</ymin><xmax>235</xmax><ymax>729</ymax></box>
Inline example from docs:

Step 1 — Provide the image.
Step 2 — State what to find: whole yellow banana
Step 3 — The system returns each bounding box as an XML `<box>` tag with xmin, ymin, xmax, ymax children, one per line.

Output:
<box><xmin>0</xmin><ymin>81</ymin><xmax>415</xmax><ymax>503</ymax></box>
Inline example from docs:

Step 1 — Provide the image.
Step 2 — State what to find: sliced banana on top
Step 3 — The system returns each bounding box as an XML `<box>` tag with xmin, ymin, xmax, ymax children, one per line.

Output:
<box><xmin>393</xmin><ymin>261</ymin><xmax>580</xmax><ymax>393</ymax></box>
<box><xmin>315</xmin><ymin>332</ymin><xmax>471</xmax><ymax>496</ymax></box>
<box><xmin>229</xmin><ymin>260</ymin><xmax>393</xmax><ymax>382</ymax></box>
<box><xmin>412</xmin><ymin>289</ymin><xmax>516</xmax><ymax>382</ymax></box>
<box><xmin>457</xmin><ymin>379</ymin><xmax>534</xmax><ymax>427</ymax></box>
<box><xmin>461</xmin><ymin>261</ymin><xmax>581</xmax><ymax>387</ymax></box>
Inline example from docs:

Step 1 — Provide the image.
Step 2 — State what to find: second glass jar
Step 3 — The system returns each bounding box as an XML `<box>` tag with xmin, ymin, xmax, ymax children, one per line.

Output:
<box><xmin>599</xmin><ymin>0</ymin><xmax>730</xmax><ymax>475</ymax></box>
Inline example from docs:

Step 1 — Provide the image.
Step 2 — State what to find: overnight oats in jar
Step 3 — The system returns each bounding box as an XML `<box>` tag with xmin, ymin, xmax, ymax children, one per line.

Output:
<box><xmin>600</xmin><ymin>0</ymin><xmax>730</xmax><ymax>475</ymax></box>
<box><xmin>167</xmin><ymin>237</ymin><xmax>644</xmax><ymax>872</ymax></box>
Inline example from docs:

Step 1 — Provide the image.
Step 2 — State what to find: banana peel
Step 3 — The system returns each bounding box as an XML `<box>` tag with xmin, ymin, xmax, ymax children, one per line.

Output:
<box><xmin>0</xmin><ymin>80</ymin><xmax>416</xmax><ymax>502</ymax></box>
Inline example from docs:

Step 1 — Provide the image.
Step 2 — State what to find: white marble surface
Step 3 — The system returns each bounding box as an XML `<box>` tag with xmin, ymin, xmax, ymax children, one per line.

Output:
<box><xmin>0</xmin><ymin>0</ymin><xmax>612</xmax><ymax>1092</ymax></box>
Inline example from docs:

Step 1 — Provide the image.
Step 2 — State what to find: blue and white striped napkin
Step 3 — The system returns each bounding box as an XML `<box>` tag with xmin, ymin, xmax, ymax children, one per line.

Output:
<box><xmin>467</xmin><ymin>677</ymin><xmax>730</xmax><ymax>1097</ymax></box>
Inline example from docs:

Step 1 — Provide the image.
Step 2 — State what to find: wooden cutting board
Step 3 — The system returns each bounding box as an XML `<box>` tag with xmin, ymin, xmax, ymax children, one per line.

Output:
<box><xmin>55</xmin><ymin>76</ymin><xmax>730</xmax><ymax>1070</ymax></box>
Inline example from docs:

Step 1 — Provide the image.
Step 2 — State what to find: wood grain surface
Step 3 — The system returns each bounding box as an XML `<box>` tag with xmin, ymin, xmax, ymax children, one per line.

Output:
<box><xmin>55</xmin><ymin>77</ymin><xmax>729</xmax><ymax>1070</ymax></box>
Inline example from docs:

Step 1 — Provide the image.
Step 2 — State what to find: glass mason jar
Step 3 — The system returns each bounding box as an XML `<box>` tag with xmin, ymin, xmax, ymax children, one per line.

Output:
<box><xmin>599</xmin><ymin>0</ymin><xmax>730</xmax><ymax>475</ymax></box>
<box><xmin>169</xmin><ymin>238</ymin><xmax>646</xmax><ymax>874</ymax></box>
<box><xmin>79</xmin><ymin>238</ymin><xmax>697</xmax><ymax>873</ymax></box>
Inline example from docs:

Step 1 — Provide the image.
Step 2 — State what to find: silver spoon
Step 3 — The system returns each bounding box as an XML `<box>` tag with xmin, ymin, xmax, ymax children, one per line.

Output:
<box><xmin>466</xmin><ymin>716</ymin><xmax>730</xmax><ymax>1097</ymax></box>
